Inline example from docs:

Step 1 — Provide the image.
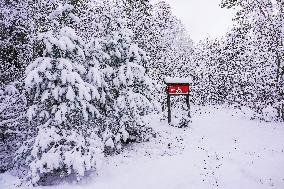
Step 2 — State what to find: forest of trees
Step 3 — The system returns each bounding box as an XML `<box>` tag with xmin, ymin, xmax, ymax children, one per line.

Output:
<box><xmin>192</xmin><ymin>0</ymin><xmax>284</xmax><ymax>118</ymax></box>
<box><xmin>0</xmin><ymin>0</ymin><xmax>283</xmax><ymax>186</ymax></box>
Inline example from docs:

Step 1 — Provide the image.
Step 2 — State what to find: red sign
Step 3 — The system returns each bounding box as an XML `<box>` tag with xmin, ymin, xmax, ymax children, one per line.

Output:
<box><xmin>167</xmin><ymin>85</ymin><xmax>189</xmax><ymax>95</ymax></box>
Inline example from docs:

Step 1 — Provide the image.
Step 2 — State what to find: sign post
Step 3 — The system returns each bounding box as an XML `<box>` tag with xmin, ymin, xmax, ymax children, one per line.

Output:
<box><xmin>164</xmin><ymin>77</ymin><xmax>191</xmax><ymax>124</ymax></box>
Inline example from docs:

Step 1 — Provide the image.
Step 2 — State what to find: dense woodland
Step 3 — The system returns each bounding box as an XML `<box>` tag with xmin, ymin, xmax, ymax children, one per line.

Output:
<box><xmin>0</xmin><ymin>0</ymin><xmax>283</xmax><ymax>186</ymax></box>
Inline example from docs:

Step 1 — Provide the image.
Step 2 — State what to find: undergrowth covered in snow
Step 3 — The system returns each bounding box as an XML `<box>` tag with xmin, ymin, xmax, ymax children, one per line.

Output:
<box><xmin>1</xmin><ymin>106</ymin><xmax>284</xmax><ymax>189</ymax></box>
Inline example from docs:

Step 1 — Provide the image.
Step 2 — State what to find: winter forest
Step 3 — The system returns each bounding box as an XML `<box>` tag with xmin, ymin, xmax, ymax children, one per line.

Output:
<box><xmin>0</xmin><ymin>0</ymin><xmax>284</xmax><ymax>188</ymax></box>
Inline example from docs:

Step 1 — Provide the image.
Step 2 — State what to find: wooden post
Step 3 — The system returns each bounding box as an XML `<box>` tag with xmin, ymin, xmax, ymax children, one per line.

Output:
<box><xmin>167</xmin><ymin>94</ymin><xmax>171</xmax><ymax>123</ymax></box>
<box><xmin>186</xmin><ymin>94</ymin><xmax>190</xmax><ymax>118</ymax></box>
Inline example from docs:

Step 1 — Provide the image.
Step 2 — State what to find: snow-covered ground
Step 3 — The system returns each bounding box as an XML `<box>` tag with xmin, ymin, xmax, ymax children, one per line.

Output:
<box><xmin>1</xmin><ymin>106</ymin><xmax>284</xmax><ymax>189</ymax></box>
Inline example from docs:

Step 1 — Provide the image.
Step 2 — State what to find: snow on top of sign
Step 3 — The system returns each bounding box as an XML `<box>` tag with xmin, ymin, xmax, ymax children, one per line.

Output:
<box><xmin>164</xmin><ymin>77</ymin><xmax>192</xmax><ymax>84</ymax></box>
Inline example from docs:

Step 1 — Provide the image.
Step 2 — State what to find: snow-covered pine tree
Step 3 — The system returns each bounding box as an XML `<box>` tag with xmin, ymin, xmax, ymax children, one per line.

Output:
<box><xmin>122</xmin><ymin>0</ymin><xmax>153</xmax><ymax>50</ymax></box>
<box><xmin>104</xmin><ymin>28</ymin><xmax>157</xmax><ymax>151</ymax></box>
<box><xmin>0</xmin><ymin>84</ymin><xmax>29</xmax><ymax>172</ymax></box>
<box><xmin>122</xmin><ymin>1</ymin><xmax>194</xmax><ymax>115</ymax></box>
<box><xmin>221</xmin><ymin>0</ymin><xmax>284</xmax><ymax>119</ymax></box>
<box><xmin>117</xmin><ymin>0</ymin><xmax>194</xmax><ymax>83</ymax></box>
<box><xmin>18</xmin><ymin>2</ymin><xmax>103</xmax><ymax>184</ymax></box>
<box><xmin>85</xmin><ymin>1</ymin><xmax>157</xmax><ymax>153</ymax></box>
<box><xmin>0</xmin><ymin>0</ymin><xmax>34</xmax><ymax>85</ymax></box>
<box><xmin>192</xmin><ymin>38</ymin><xmax>233</xmax><ymax>105</ymax></box>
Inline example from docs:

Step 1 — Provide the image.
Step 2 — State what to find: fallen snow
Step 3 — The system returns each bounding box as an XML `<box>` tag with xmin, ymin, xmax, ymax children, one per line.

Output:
<box><xmin>164</xmin><ymin>77</ymin><xmax>192</xmax><ymax>84</ymax></box>
<box><xmin>1</xmin><ymin>106</ymin><xmax>284</xmax><ymax>189</ymax></box>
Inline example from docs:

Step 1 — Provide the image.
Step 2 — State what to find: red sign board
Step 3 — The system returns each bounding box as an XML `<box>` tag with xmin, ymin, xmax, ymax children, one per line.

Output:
<box><xmin>167</xmin><ymin>85</ymin><xmax>189</xmax><ymax>95</ymax></box>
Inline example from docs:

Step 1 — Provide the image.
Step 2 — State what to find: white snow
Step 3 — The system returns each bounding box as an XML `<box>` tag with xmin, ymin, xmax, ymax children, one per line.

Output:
<box><xmin>165</xmin><ymin>77</ymin><xmax>193</xmax><ymax>84</ymax></box>
<box><xmin>1</xmin><ymin>106</ymin><xmax>284</xmax><ymax>189</ymax></box>
<box><xmin>48</xmin><ymin>4</ymin><xmax>74</xmax><ymax>21</ymax></box>
<box><xmin>66</xmin><ymin>86</ymin><xmax>75</xmax><ymax>101</ymax></box>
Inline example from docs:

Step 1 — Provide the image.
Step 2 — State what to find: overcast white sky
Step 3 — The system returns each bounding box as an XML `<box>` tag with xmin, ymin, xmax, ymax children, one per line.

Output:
<box><xmin>163</xmin><ymin>0</ymin><xmax>235</xmax><ymax>42</ymax></box>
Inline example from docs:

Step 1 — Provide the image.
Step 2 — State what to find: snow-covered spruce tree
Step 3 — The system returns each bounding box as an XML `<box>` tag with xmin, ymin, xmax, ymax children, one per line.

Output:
<box><xmin>192</xmin><ymin>37</ymin><xmax>235</xmax><ymax>106</ymax></box>
<box><xmin>121</xmin><ymin>0</ymin><xmax>194</xmax><ymax>112</ymax></box>
<box><xmin>0</xmin><ymin>84</ymin><xmax>29</xmax><ymax>172</ymax></box>
<box><xmin>17</xmin><ymin>2</ymin><xmax>103</xmax><ymax>184</ymax></box>
<box><xmin>0</xmin><ymin>0</ymin><xmax>34</xmax><ymax>85</ymax></box>
<box><xmin>150</xmin><ymin>1</ymin><xmax>194</xmax><ymax>81</ymax></box>
<box><xmin>221</xmin><ymin>0</ymin><xmax>284</xmax><ymax>119</ymax></box>
<box><xmin>118</xmin><ymin>0</ymin><xmax>194</xmax><ymax>82</ymax></box>
<box><xmin>85</xmin><ymin>1</ymin><xmax>157</xmax><ymax>153</ymax></box>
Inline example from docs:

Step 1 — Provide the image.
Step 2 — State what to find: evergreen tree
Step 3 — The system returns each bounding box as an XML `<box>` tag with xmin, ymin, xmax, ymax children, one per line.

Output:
<box><xmin>18</xmin><ymin>2</ymin><xmax>103</xmax><ymax>184</ymax></box>
<box><xmin>0</xmin><ymin>0</ymin><xmax>34</xmax><ymax>85</ymax></box>
<box><xmin>0</xmin><ymin>84</ymin><xmax>29</xmax><ymax>172</ymax></box>
<box><xmin>221</xmin><ymin>0</ymin><xmax>284</xmax><ymax>118</ymax></box>
<box><xmin>86</xmin><ymin>1</ymin><xmax>157</xmax><ymax>153</ymax></box>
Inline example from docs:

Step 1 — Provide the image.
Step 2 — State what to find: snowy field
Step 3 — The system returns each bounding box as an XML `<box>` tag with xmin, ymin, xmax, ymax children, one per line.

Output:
<box><xmin>1</xmin><ymin>106</ymin><xmax>284</xmax><ymax>189</ymax></box>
